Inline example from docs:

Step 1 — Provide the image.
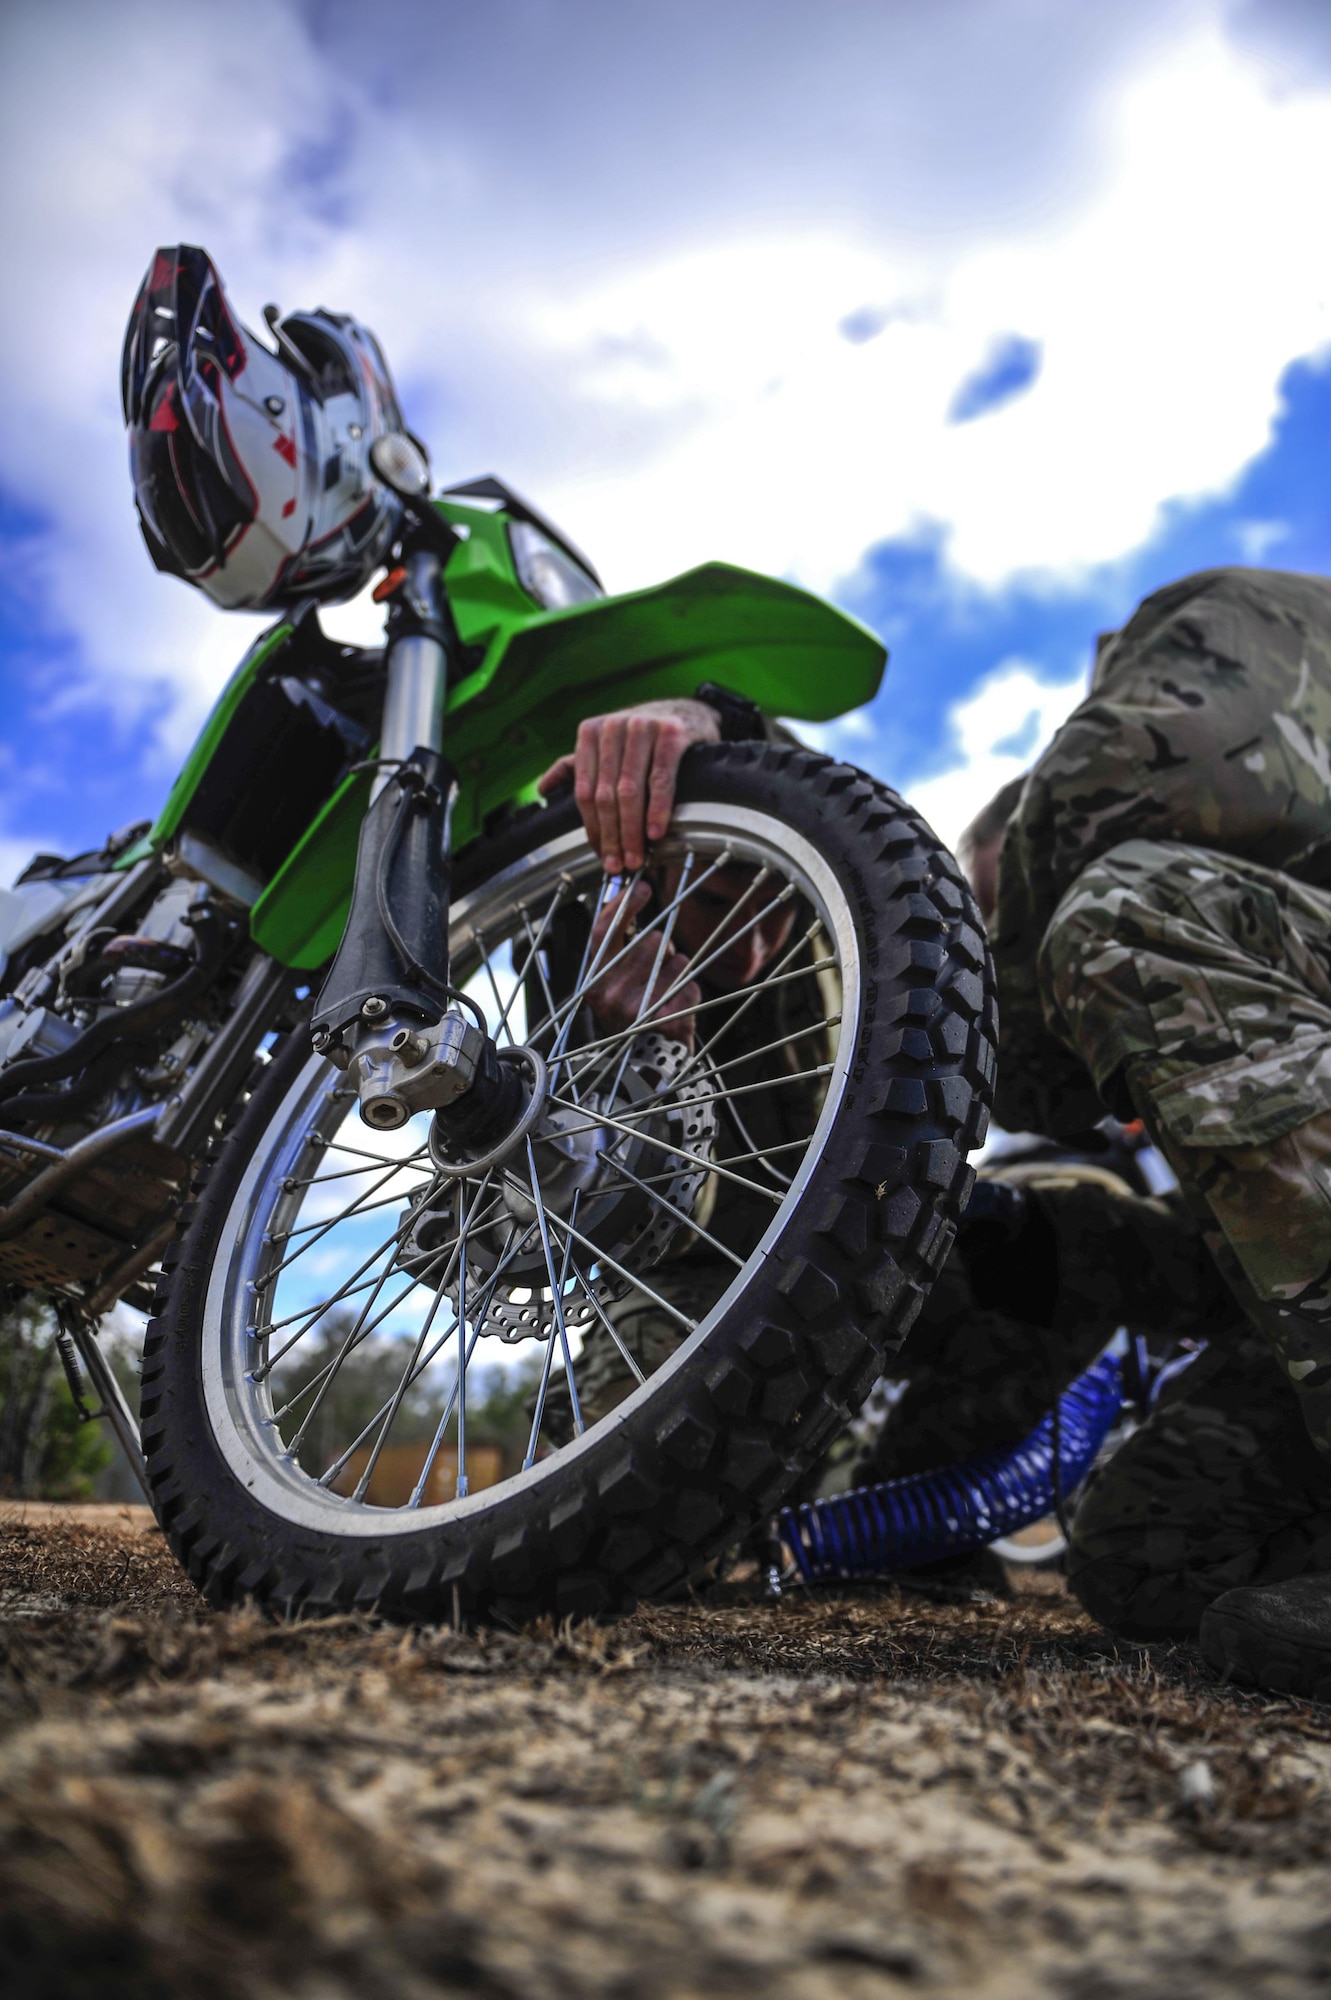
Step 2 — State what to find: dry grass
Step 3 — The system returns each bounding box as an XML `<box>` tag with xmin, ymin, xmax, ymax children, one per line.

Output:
<box><xmin>2</xmin><ymin>1520</ymin><xmax>1330</xmax><ymax>1998</ymax></box>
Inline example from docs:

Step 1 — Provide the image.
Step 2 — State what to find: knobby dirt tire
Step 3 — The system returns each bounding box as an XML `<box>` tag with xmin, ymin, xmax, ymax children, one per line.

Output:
<box><xmin>140</xmin><ymin>743</ymin><xmax>996</xmax><ymax>1623</ymax></box>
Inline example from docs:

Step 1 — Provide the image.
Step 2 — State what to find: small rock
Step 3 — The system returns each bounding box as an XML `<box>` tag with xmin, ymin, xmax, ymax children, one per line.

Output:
<box><xmin>815</xmin><ymin>1930</ymin><xmax>924</xmax><ymax>1978</ymax></box>
<box><xmin>1178</xmin><ymin>1759</ymin><xmax>1215</xmax><ymax>1810</ymax></box>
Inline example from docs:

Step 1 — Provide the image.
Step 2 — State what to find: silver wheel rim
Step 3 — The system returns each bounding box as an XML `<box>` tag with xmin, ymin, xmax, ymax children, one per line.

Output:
<box><xmin>202</xmin><ymin>803</ymin><xmax>860</xmax><ymax>1536</ymax></box>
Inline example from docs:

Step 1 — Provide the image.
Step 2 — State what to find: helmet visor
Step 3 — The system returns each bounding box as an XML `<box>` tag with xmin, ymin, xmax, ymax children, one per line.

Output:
<box><xmin>123</xmin><ymin>246</ymin><xmax>256</xmax><ymax>573</ymax></box>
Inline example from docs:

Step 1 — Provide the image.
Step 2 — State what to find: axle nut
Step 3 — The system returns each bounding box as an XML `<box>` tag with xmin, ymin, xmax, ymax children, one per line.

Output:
<box><xmin>362</xmin><ymin>1094</ymin><xmax>408</xmax><ymax>1130</ymax></box>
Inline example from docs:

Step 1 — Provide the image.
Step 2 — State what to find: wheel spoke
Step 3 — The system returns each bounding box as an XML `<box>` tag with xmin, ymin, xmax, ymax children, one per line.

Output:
<box><xmin>281</xmin><ymin>1255</ymin><xmax>405</xmax><ymax>1456</ymax></box>
<box><xmin>262</xmin><ymin>1156</ymin><xmax>413</xmax><ymax>1277</ymax></box>
<box><xmin>550</xmin><ymin>870</ymin><xmax>613</xmax><ymax>1043</ymax></box>
<box><xmin>472</xmin><ymin>926</ymin><xmax>519</xmax><ymax>1047</ymax></box>
<box><xmin>258</xmin><ymin>1226</ymin><xmax>405</xmax><ymax>1361</ymax></box>
<box><xmin>524</xmin><ymin>1193</ymin><xmax>700</xmax><ymax>1334</ymax></box>
<box><xmin>410</xmin><ymin>1227</ymin><xmax>521</xmax><ymax>1506</ymax></box>
<box><xmin>341</xmin><ymin>1166</ymin><xmax>499</xmax><ymax>1501</ymax></box>
<box><xmin>569</xmin><ymin>946</ymin><xmax>833</xmax><ymax>1108</ymax></box>
<box><xmin>554</xmin><ymin>857</ymin><xmax>775</xmax><ymax>1071</ymax></box>
<box><xmin>627</xmin><ymin>1133</ymin><xmax>811</xmax><ymax>1184</ymax></box>
<box><xmin>566</xmin><ymin>1258</ymin><xmax>646</xmax><ymax>1386</ymax></box>
<box><xmin>541</xmin><ymin>866</ymin><xmax>644</xmax><ymax>1060</ymax></box>
<box><xmin>257</xmin><ymin>1181</ymin><xmax>508</xmax><ymax>1372</ymax></box>
<box><xmin>631</xmin><ymin>850</ymin><xmax>695</xmax><ymax>1030</ymax></box>
<box><xmin>349</xmin><ymin>1267</ymin><xmax>452</xmax><ymax>1502</ymax></box>
<box><xmin>454</xmin><ymin>1184</ymin><xmax>470</xmax><ymax>1496</ymax></box>
<box><xmin>523</xmin><ymin>1319</ymin><xmax>561</xmax><ymax>1471</ymax></box>
<box><xmin>721</xmin><ymin>1094</ymin><xmax>795</xmax><ymax>1189</ymax></box>
<box><xmin>651</xmin><ymin>921</ymin><xmax>834</xmax><ymax>1100</ymax></box>
<box><xmin>314</xmin><ymin>1218</ymin><xmax>525</xmax><ymax>1495</ymax></box>
<box><xmin>519</xmin><ymin>1180</ymin><xmax>577</xmax><ymax>1474</ymax></box>
<box><xmin>282</xmin><ymin>1155</ymin><xmax>429</xmax><ymax>1193</ymax></box>
<box><xmin>543</xmin><ymin>1093</ymin><xmax>784</xmax><ymax>1205</ymax></box>
<box><xmin>574</xmin><ymin>996</ymin><xmax>840</xmax><ymax>1161</ymax></box>
<box><xmin>699</xmin><ymin>1013</ymin><xmax>841</xmax><ymax>1085</ymax></box>
<box><xmin>539</xmin><ymin>847</ymin><xmax>737</xmax><ymax>1061</ymax></box>
<box><xmin>268</xmin><ymin>1179</ymin><xmax>436</xmax><ymax>1247</ymax></box>
<box><xmin>576</xmin><ymin>851</ymin><xmax>701</xmax><ymax>1109</ymax></box>
<box><xmin>321</xmin><ymin>1137</ymin><xmax>431</xmax><ymax>1167</ymax></box>
<box><xmin>613</xmin><ymin>878</ymin><xmax>796</xmax><ymax>1042</ymax></box>
<box><xmin>519</xmin><ymin>904</ymin><xmax>578</xmax><ymax>1097</ymax></box>
<box><xmin>559</xmin><ymin>954</ymin><xmax>838</xmax><ymax>1077</ymax></box>
<box><xmin>274</xmin><ymin>1182</ymin><xmax>502</xmax><ymax>1425</ymax></box>
<box><xmin>597</xmin><ymin>1150</ymin><xmax>745</xmax><ymax>1269</ymax></box>
<box><xmin>524</xmin><ymin>1140</ymin><xmax>584</xmax><ymax>1436</ymax></box>
<box><xmin>556</xmin><ymin>1060</ymin><xmax>833</xmax><ymax>1126</ymax></box>
<box><xmin>553</xmin><ymin>1187</ymin><xmax>585</xmax><ymax>1434</ymax></box>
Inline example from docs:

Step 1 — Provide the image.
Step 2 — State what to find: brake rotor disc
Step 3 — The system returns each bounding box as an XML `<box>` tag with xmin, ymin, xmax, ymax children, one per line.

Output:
<box><xmin>401</xmin><ymin>1030</ymin><xmax>717</xmax><ymax>1342</ymax></box>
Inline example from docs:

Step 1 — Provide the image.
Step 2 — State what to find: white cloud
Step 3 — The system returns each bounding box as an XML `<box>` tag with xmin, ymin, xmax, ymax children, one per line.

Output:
<box><xmin>0</xmin><ymin>835</ymin><xmax>54</xmax><ymax>893</ymax></box>
<box><xmin>899</xmin><ymin>662</ymin><xmax>1087</xmax><ymax>851</ymax></box>
<box><xmin>1235</xmin><ymin>519</ymin><xmax>1291</xmax><ymax>564</ymax></box>
<box><xmin>532</xmin><ymin>31</ymin><xmax>1331</xmax><ymax>595</ymax></box>
<box><xmin>1</xmin><ymin>1</ymin><xmax>1328</xmax><ymax>789</ymax></box>
<box><xmin>791</xmin><ymin>704</ymin><xmax>879</xmax><ymax>761</ymax></box>
<box><xmin>0</xmin><ymin>0</ymin><xmax>348</xmax><ymax>762</ymax></box>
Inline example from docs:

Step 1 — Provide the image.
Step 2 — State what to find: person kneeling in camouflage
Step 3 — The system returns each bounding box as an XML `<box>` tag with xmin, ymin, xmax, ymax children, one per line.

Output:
<box><xmin>992</xmin><ymin>565</ymin><xmax>1331</xmax><ymax>1699</ymax></box>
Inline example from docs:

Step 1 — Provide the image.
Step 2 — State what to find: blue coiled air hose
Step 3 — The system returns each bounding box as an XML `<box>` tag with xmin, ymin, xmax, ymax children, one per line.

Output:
<box><xmin>779</xmin><ymin>1348</ymin><xmax>1125</xmax><ymax>1584</ymax></box>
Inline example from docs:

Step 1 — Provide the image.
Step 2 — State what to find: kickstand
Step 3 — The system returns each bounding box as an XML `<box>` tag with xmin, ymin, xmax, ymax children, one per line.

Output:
<box><xmin>55</xmin><ymin>1309</ymin><xmax>151</xmax><ymax>1501</ymax></box>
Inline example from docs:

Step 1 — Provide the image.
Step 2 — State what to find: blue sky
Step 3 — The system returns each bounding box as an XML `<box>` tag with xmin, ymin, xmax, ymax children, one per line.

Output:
<box><xmin>2</xmin><ymin>0</ymin><xmax>1331</xmax><ymax>868</ymax></box>
<box><xmin>832</xmin><ymin>349</ymin><xmax>1331</xmax><ymax>834</ymax></box>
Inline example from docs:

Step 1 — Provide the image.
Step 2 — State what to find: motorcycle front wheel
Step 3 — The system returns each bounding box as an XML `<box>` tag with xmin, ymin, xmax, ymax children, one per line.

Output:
<box><xmin>141</xmin><ymin>743</ymin><xmax>995</xmax><ymax>1620</ymax></box>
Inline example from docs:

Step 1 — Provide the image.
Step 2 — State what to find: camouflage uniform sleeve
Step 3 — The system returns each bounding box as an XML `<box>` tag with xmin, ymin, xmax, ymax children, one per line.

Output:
<box><xmin>992</xmin><ymin>566</ymin><xmax>1331</xmax><ymax>1134</ymax></box>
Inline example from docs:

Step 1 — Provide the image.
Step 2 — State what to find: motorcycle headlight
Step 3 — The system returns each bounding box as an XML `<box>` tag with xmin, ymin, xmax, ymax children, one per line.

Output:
<box><xmin>510</xmin><ymin>520</ymin><xmax>602</xmax><ymax>610</ymax></box>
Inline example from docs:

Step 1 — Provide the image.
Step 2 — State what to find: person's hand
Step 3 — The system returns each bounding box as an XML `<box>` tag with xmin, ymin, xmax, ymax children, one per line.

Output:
<box><xmin>537</xmin><ymin>697</ymin><xmax>722</xmax><ymax>875</ymax></box>
<box><xmin>585</xmin><ymin>880</ymin><xmax>701</xmax><ymax>1043</ymax></box>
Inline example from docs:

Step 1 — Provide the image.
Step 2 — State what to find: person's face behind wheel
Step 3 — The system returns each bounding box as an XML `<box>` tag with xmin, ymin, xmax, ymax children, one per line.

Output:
<box><xmin>658</xmin><ymin>860</ymin><xmax>797</xmax><ymax>990</ymax></box>
<box><xmin>583</xmin><ymin>862</ymin><xmax>797</xmax><ymax>1043</ymax></box>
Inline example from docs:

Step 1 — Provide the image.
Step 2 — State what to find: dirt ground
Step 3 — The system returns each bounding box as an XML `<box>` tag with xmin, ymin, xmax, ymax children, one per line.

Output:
<box><xmin>1</xmin><ymin>1516</ymin><xmax>1329</xmax><ymax>1999</ymax></box>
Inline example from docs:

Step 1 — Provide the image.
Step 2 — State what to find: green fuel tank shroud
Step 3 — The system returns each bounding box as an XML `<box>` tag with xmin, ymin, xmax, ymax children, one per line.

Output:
<box><xmin>193</xmin><ymin>556</ymin><xmax>884</xmax><ymax>972</ymax></box>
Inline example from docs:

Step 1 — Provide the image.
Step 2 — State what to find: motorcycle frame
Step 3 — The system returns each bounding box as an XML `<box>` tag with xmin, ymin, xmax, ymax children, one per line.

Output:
<box><xmin>123</xmin><ymin>486</ymin><xmax>886</xmax><ymax>974</ymax></box>
<box><xmin>0</xmin><ymin>484</ymin><xmax>884</xmax><ymax>1352</ymax></box>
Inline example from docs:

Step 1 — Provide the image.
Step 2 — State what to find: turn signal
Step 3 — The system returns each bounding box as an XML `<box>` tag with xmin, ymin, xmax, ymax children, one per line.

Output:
<box><xmin>372</xmin><ymin>566</ymin><xmax>407</xmax><ymax>603</ymax></box>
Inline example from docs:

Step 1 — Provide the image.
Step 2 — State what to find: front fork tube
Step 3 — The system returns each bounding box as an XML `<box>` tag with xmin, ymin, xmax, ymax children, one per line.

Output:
<box><xmin>310</xmin><ymin>549</ymin><xmax>458</xmax><ymax>1113</ymax></box>
<box><xmin>373</xmin><ymin>550</ymin><xmax>450</xmax><ymax>800</ymax></box>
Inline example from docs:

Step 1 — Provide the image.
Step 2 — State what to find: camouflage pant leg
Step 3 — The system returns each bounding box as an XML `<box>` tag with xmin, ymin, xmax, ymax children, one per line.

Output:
<box><xmin>857</xmin><ymin>1166</ymin><xmax>1233</xmax><ymax>1485</ymax></box>
<box><xmin>1040</xmin><ymin>838</ymin><xmax>1331</xmax><ymax>1458</ymax></box>
<box><xmin>1067</xmin><ymin>1330</ymin><xmax>1331</xmax><ymax>1637</ymax></box>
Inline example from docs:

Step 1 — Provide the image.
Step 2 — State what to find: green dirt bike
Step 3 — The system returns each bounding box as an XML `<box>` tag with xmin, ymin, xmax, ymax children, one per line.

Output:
<box><xmin>0</xmin><ymin>451</ymin><xmax>994</xmax><ymax>1620</ymax></box>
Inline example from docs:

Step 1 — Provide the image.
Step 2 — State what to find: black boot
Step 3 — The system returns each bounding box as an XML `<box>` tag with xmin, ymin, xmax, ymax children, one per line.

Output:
<box><xmin>1199</xmin><ymin>1574</ymin><xmax>1331</xmax><ymax>1702</ymax></box>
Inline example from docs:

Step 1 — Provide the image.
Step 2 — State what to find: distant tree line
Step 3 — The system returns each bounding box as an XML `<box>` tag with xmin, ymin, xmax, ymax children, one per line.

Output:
<box><xmin>0</xmin><ymin>1295</ymin><xmax>558</xmax><ymax>1502</ymax></box>
<box><xmin>0</xmin><ymin>1296</ymin><xmax>114</xmax><ymax>1499</ymax></box>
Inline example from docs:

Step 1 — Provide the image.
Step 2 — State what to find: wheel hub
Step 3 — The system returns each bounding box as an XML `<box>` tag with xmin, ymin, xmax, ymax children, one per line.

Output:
<box><xmin>498</xmin><ymin>1098</ymin><xmax>619</xmax><ymax>1227</ymax></box>
<box><xmin>400</xmin><ymin>1030</ymin><xmax>717</xmax><ymax>1341</ymax></box>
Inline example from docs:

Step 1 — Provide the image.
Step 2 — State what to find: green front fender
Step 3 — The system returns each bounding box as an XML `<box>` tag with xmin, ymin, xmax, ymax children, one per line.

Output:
<box><xmin>249</xmin><ymin>560</ymin><xmax>885</xmax><ymax>971</ymax></box>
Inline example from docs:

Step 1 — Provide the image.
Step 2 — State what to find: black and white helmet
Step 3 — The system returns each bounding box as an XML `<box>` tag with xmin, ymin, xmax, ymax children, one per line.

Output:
<box><xmin>121</xmin><ymin>245</ymin><xmax>408</xmax><ymax>610</ymax></box>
